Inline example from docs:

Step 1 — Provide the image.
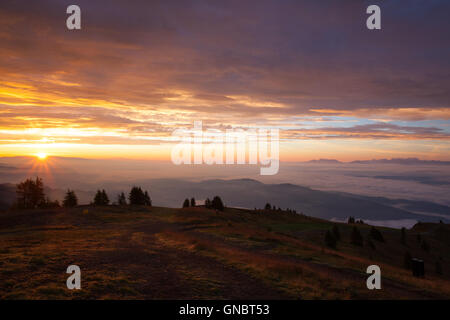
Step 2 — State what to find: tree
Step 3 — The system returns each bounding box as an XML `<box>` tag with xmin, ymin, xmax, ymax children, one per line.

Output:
<box><xmin>43</xmin><ymin>197</ymin><xmax>60</xmax><ymax>208</ymax></box>
<box><xmin>212</xmin><ymin>196</ymin><xmax>224</xmax><ymax>211</ymax></box>
<box><xmin>350</xmin><ymin>227</ymin><xmax>363</xmax><ymax>246</ymax></box>
<box><xmin>117</xmin><ymin>192</ymin><xmax>127</xmax><ymax>205</ymax></box>
<box><xmin>332</xmin><ymin>224</ymin><xmax>340</xmax><ymax>241</ymax></box>
<box><xmin>93</xmin><ymin>189</ymin><xmax>109</xmax><ymax>206</ymax></box>
<box><xmin>183</xmin><ymin>198</ymin><xmax>190</xmax><ymax>208</ymax></box>
<box><xmin>265</xmin><ymin>203</ymin><xmax>271</xmax><ymax>210</ymax></box>
<box><xmin>128</xmin><ymin>186</ymin><xmax>151</xmax><ymax>206</ymax></box>
<box><xmin>404</xmin><ymin>251</ymin><xmax>412</xmax><ymax>270</ymax></box>
<box><xmin>205</xmin><ymin>198</ymin><xmax>211</xmax><ymax>208</ymax></box>
<box><xmin>347</xmin><ymin>216</ymin><xmax>355</xmax><ymax>224</ymax></box>
<box><xmin>369</xmin><ymin>227</ymin><xmax>385</xmax><ymax>242</ymax></box>
<box><xmin>15</xmin><ymin>177</ymin><xmax>46</xmax><ymax>209</ymax></box>
<box><xmin>421</xmin><ymin>239</ymin><xmax>430</xmax><ymax>252</ymax></box>
<box><xmin>63</xmin><ymin>189</ymin><xmax>78</xmax><ymax>207</ymax></box>
<box><xmin>324</xmin><ymin>230</ymin><xmax>337</xmax><ymax>249</ymax></box>
<box><xmin>144</xmin><ymin>191</ymin><xmax>152</xmax><ymax>206</ymax></box>
<box><xmin>190</xmin><ymin>197</ymin><xmax>196</xmax><ymax>207</ymax></box>
<box><xmin>401</xmin><ymin>227</ymin><xmax>406</xmax><ymax>245</ymax></box>
<box><xmin>102</xmin><ymin>190</ymin><xmax>109</xmax><ymax>205</ymax></box>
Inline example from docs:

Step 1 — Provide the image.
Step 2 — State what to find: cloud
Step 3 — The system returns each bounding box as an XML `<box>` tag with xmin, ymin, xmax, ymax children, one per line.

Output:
<box><xmin>0</xmin><ymin>0</ymin><xmax>449</xmax><ymax>152</ymax></box>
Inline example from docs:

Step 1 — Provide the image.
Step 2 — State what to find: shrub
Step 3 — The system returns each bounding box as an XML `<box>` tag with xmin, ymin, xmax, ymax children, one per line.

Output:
<box><xmin>190</xmin><ymin>198</ymin><xmax>196</xmax><ymax>207</ymax></box>
<box><xmin>369</xmin><ymin>227</ymin><xmax>385</xmax><ymax>242</ymax></box>
<box><xmin>324</xmin><ymin>230</ymin><xmax>337</xmax><ymax>249</ymax></box>
<box><xmin>350</xmin><ymin>227</ymin><xmax>363</xmax><ymax>246</ymax></box>
<box><xmin>332</xmin><ymin>224</ymin><xmax>341</xmax><ymax>241</ymax></box>
<box><xmin>182</xmin><ymin>199</ymin><xmax>190</xmax><ymax>208</ymax></box>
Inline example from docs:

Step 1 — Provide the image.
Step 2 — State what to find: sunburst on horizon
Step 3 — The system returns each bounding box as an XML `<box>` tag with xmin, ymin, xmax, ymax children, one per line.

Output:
<box><xmin>36</xmin><ymin>152</ymin><xmax>48</xmax><ymax>160</ymax></box>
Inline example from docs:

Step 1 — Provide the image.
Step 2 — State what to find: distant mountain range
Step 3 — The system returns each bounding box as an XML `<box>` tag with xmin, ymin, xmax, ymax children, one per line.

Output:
<box><xmin>2</xmin><ymin>178</ymin><xmax>449</xmax><ymax>227</ymax></box>
<box><xmin>102</xmin><ymin>178</ymin><xmax>450</xmax><ymax>225</ymax></box>
<box><xmin>305</xmin><ymin>158</ymin><xmax>450</xmax><ymax>165</ymax></box>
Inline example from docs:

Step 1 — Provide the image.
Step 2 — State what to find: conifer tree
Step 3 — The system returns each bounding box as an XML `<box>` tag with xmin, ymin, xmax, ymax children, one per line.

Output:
<box><xmin>117</xmin><ymin>192</ymin><xmax>127</xmax><ymax>205</ymax></box>
<box><xmin>350</xmin><ymin>226</ymin><xmax>363</xmax><ymax>246</ymax></box>
<box><xmin>212</xmin><ymin>196</ymin><xmax>224</xmax><ymax>211</ymax></box>
<box><xmin>325</xmin><ymin>230</ymin><xmax>337</xmax><ymax>249</ymax></box>
<box><xmin>63</xmin><ymin>189</ymin><xmax>78</xmax><ymax>207</ymax></box>
<box><xmin>332</xmin><ymin>224</ymin><xmax>341</xmax><ymax>241</ymax></box>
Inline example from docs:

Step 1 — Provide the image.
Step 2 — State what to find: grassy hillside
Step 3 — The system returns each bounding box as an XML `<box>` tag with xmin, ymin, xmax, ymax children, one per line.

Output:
<box><xmin>0</xmin><ymin>205</ymin><xmax>449</xmax><ymax>299</ymax></box>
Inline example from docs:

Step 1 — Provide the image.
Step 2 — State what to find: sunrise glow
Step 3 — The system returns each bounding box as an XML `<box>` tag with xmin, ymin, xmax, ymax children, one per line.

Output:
<box><xmin>36</xmin><ymin>152</ymin><xmax>47</xmax><ymax>160</ymax></box>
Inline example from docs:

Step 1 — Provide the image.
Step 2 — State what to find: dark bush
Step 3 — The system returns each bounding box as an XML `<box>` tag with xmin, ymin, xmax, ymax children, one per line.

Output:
<box><xmin>369</xmin><ymin>227</ymin><xmax>385</xmax><ymax>242</ymax></box>
<box><xmin>350</xmin><ymin>227</ymin><xmax>363</xmax><ymax>246</ymax></box>
<box><xmin>325</xmin><ymin>230</ymin><xmax>337</xmax><ymax>249</ymax></box>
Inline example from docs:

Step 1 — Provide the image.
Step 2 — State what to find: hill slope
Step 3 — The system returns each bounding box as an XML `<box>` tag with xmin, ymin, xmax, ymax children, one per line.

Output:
<box><xmin>0</xmin><ymin>205</ymin><xmax>449</xmax><ymax>299</ymax></box>
<box><xmin>119</xmin><ymin>178</ymin><xmax>450</xmax><ymax>224</ymax></box>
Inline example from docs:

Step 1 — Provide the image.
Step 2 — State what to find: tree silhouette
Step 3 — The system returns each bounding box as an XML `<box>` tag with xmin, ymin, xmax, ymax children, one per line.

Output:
<box><xmin>128</xmin><ymin>186</ymin><xmax>151</xmax><ymax>206</ymax></box>
<box><xmin>15</xmin><ymin>177</ymin><xmax>45</xmax><ymax>209</ymax></box>
<box><xmin>264</xmin><ymin>203</ymin><xmax>271</xmax><ymax>210</ymax></box>
<box><xmin>205</xmin><ymin>198</ymin><xmax>211</xmax><ymax>208</ymax></box>
<box><xmin>350</xmin><ymin>227</ymin><xmax>363</xmax><ymax>246</ymax></box>
<box><xmin>324</xmin><ymin>230</ymin><xmax>337</xmax><ymax>249</ymax></box>
<box><xmin>183</xmin><ymin>198</ymin><xmax>190</xmax><ymax>208</ymax></box>
<box><xmin>117</xmin><ymin>192</ymin><xmax>127</xmax><ymax>205</ymax></box>
<box><xmin>144</xmin><ymin>191</ymin><xmax>152</xmax><ymax>206</ymax></box>
<box><xmin>212</xmin><ymin>196</ymin><xmax>224</xmax><ymax>211</ymax></box>
<box><xmin>93</xmin><ymin>189</ymin><xmax>109</xmax><ymax>206</ymax></box>
<box><xmin>190</xmin><ymin>197</ymin><xmax>196</xmax><ymax>207</ymax></box>
<box><xmin>347</xmin><ymin>216</ymin><xmax>355</xmax><ymax>224</ymax></box>
<box><xmin>369</xmin><ymin>227</ymin><xmax>385</xmax><ymax>242</ymax></box>
<box><xmin>332</xmin><ymin>224</ymin><xmax>340</xmax><ymax>241</ymax></box>
<box><xmin>43</xmin><ymin>197</ymin><xmax>60</xmax><ymax>208</ymax></box>
<box><xmin>63</xmin><ymin>190</ymin><xmax>78</xmax><ymax>207</ymax></box>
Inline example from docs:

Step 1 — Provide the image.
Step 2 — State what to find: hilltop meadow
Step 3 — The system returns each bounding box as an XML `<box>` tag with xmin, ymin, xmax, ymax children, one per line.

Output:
<box><xmin>0</xmin><ymin>204</ymin><xmax>449</xmax><ymax>299</ymax></box>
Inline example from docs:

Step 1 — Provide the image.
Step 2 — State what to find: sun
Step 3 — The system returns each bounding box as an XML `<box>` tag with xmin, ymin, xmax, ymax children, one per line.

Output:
<box><xmin>36</xmin><ymin>152</ymin><xmax>47</xmax><ymax>160</ymax></box>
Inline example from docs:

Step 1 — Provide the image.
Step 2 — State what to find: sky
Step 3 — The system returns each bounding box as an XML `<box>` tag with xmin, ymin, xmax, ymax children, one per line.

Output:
<box><xmin>0</xmin><ymin>0</ymin><xmax>449</xmax><ymax>161</ymax></box>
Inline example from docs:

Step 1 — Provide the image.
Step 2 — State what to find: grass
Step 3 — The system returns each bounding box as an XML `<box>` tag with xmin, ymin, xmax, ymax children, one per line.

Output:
<box><xmin>0</xmin><ymin>205</ymin><xmax>449</xmax><ymax>299</ymax></box>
